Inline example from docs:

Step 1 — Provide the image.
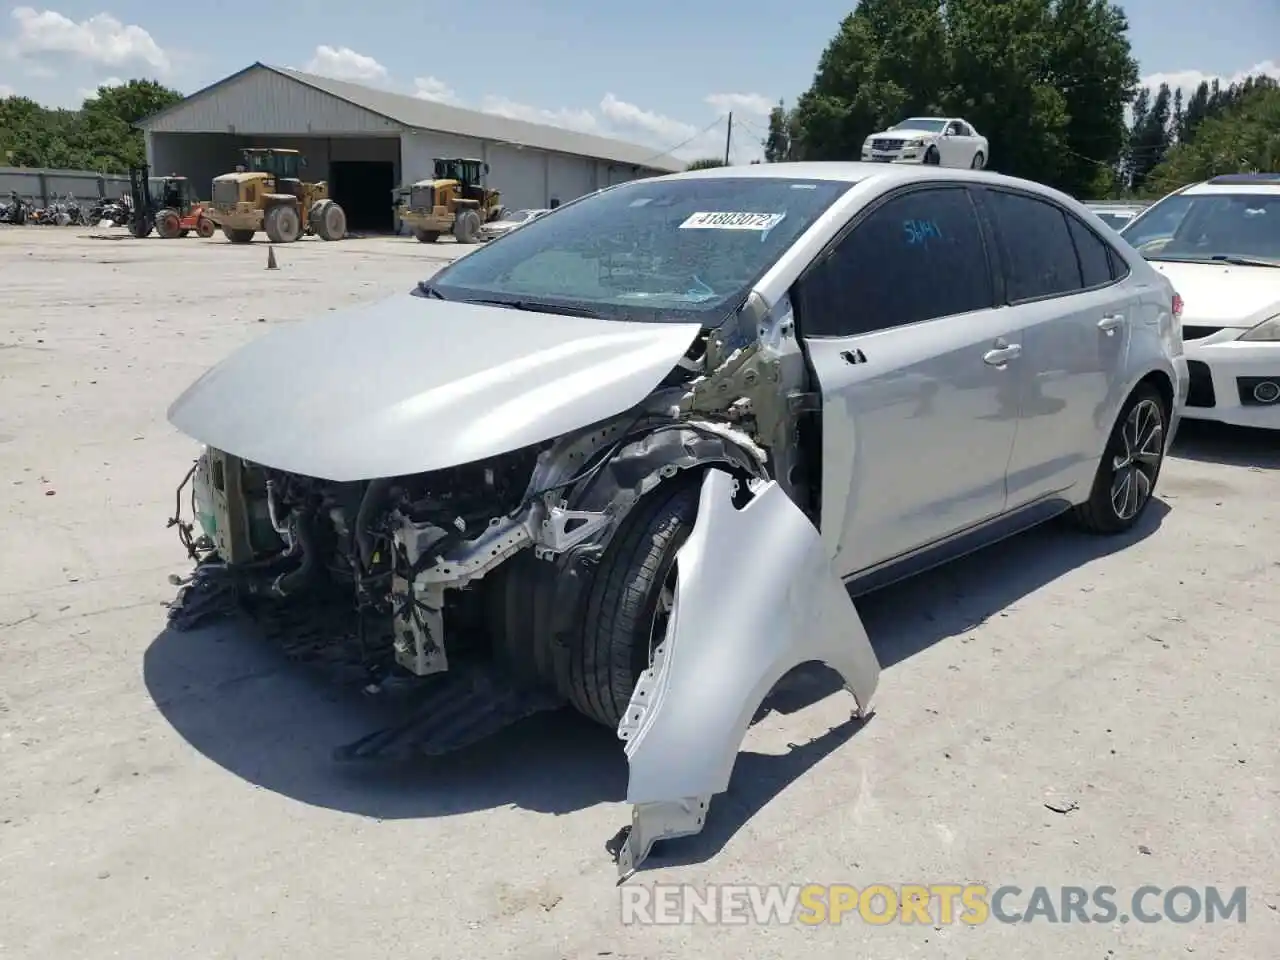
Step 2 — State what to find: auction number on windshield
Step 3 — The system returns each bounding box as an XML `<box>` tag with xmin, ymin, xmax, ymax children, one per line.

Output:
<box><xmin>680</xmin><ymin>211</ymin><xmax>787</xmax><ymax>231</ymax></box>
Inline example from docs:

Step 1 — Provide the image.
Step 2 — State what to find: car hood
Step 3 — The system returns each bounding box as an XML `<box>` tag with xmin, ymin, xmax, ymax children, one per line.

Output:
<box><xmin>1148</xmin><ymin>260</ymin><xmax>1280</xmax><ymax>327</ymax></box>
<box><xmin>167</xmin><ymin>293</ymin><xmax>703</xmax><ymax>482</ymax></box>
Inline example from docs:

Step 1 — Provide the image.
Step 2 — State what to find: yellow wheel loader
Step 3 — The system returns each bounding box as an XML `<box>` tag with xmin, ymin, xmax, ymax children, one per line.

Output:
<box><xmin>393</xmin><ymin>157</ymin><xmax>505</xmax><ymax>244</ymax></box>
<box><xmin>206</xmin><ymin>148</ymin><xmax>347</xmax><ymax>244</ymax></box>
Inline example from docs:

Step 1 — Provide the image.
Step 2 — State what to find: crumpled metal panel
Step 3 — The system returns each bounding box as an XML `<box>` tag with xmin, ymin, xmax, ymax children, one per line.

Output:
<box><xmin>613</xmin><ymin>468</ymin><xmax>880</xmax><ymax>877</ymax></box>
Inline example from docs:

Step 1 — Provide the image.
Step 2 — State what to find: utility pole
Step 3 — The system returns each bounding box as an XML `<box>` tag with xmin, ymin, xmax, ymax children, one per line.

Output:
<box><xmin>724</xmin><ymin>112</ymin><xmax>733</xmax><ymax>165</ymax></box>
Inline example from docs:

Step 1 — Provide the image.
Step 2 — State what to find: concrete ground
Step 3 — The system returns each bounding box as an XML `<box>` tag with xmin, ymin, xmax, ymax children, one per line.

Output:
<box><xmin>0</xmin><ymin>226</ymin><xmax>1276</xmax><ymax>960</ymax></box>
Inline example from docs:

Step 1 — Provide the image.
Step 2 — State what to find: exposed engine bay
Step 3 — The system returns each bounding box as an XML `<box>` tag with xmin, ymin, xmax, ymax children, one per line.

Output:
<box><xmin>164</xmin><ymin>292</ymin><xmax>881</xmax><ymax>877</ymax></box>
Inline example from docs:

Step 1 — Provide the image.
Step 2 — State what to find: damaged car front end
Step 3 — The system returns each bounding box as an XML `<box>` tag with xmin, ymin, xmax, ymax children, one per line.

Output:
<box><xmin>163</xmin><ymin>171</ymin><xmax>882</xmax><ymax>876</ymax></box>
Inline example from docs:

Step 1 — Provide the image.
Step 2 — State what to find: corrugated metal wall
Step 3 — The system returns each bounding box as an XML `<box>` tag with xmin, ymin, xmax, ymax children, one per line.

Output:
<box><xmin>0</xmin><ymin>166</ymin><xmax>132</xmax><ymax>205</ymax></box>
<box><xmin>145</xmin><ymin>68</ymin><xmax>401</xmax><ymax>136</ymax></box>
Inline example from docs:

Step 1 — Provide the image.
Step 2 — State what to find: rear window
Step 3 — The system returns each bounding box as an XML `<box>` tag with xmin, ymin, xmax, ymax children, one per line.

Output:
<box><xmin>424</xmin><ymin>176</ymin><xmax>852</xmax><ymax>323</ymax></box>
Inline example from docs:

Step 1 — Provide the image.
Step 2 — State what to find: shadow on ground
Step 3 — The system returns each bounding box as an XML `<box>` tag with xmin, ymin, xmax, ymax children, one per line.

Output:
<box><xmin>144</xmin><ymin>497</ymin><xmax>1169</xmax><ymax>869</ymax></box>
<box><xmin>1170</xmin><ymin>420</ymin><xmax>1280</xmax><ymax>471</ymax></box>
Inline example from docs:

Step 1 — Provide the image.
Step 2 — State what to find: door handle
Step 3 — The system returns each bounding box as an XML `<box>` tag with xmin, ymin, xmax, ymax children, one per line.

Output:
<box><xmin>840</xmin><ymin>348</ymin><xmax>867</xmax><ymax>365</ymax></box>
<box><xmin>983</xmin><ymin>343</ymin><xmax>1022</xmax><ymax>366</ymax></box>
<box><xmin>1098</xmin><ymin>314</ymin><xmax>1125</xmax><ymax>335</ymax></box>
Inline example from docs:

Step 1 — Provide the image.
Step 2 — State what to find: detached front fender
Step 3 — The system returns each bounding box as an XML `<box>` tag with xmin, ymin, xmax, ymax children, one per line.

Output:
<box><xmin>613</xmin><ymin>469</ymin><xmax>881</xmax><ymax>878</ymax></box>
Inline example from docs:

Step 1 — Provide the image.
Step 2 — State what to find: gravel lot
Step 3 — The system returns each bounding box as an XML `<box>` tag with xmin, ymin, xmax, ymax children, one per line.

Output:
<box><xmin>1</xmin><ymin>226</ymin><xmax>1276</xmax><ymax>959</ymax></box>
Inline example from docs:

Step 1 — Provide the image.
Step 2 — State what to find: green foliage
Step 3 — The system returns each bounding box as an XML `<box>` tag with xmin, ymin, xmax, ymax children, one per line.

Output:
<box><xmin>1140</xmin><ymin>81</ymin><xmax>1280</xmax><ymax>196</ymax></box>
<box><xmin>0</xmin><ymin>79</ymin><xmax>182</xmax><ymax>172</ymax></box>
<box><xmin>686</xmin><ymin>157</ymin><xmax>727</xmax><ymax>170</ymax></box>
<box><xmin>784</xmin><ymin>0</ymin><xmax>1138</xmax><ymax>196</ymax></box>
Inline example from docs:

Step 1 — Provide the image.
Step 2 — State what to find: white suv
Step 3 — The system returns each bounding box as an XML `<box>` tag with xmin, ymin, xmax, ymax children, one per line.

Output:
<box><xmin>1121</xmin><ymin>174</ymin><xmax>1280</xmax><ymax>429</ymax></box>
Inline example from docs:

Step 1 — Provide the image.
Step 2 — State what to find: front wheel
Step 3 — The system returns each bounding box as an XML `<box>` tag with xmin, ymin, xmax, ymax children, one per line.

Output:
<box><xmin>971</xmin><ymin>151</ymin><xmax>986</xmax><ymax>169</ymax></box>
<box><xmin>415</xmin><ymin>229</ymin><xmax>440</xmax><ymax>243</ymax></box>
<box><xmin>453</xmin><ymin>209</ymin><xmax>482</xmax><ymax>244</ymax></box>
<box><xmin>568</xmin><ymin>478</ymin><xmax>701</xmax><ymax>727</ymax></box>
<box><xmin>923</xmin><ymin>145</ymin><xmax>941</xmax><ymax>165</ymax></box>
<box><xmin>264</xmin><ymin>204</ymin><xmax>302</xmax><ymax>243</ymax></box>
<box><xmin>1070</xmin><ymin>383</ymin><xmax>1167</xmax><ymax>534</ymax></box>
<box><xmin>223</xmin><ymin>226</ymin><xmax>254</xmax><ymax>243</ymax></box>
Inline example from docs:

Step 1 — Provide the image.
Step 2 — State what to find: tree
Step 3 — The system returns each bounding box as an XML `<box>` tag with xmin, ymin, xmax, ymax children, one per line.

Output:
<box><xmin>0</xmin><ymin>78</ymin><xmax>182</xmax><ymax>172</ymax></box>
<box><xmin>786</xmin><ymin>0</ymin><xmax>1139</xmax><ymax>194</ymax></box>
<box><xmin>1126</xmin><ymin>82</ymin><xmax>1172</xmax><ymax>191</ymax></box>
<box><xmin>1143</xmin><ymin>82</ymin><xmax>1280</xmax><ymax>192</ymax></box>
<box><xmin>764</xmin><ymin>100</ymin><xmax>794</xmax><ymax>162</ymax></box>
<box><xmin>686</xmin><ymin>157</ymin><xmax>727</xmax><ymax>170</ymax></box>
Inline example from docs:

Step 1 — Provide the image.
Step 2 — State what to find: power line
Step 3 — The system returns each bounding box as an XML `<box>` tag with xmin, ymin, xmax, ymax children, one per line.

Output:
<box><xmin>636</xmin><ymin>115</ymin><xmax>728</xmax><ymax>166</ymax></box>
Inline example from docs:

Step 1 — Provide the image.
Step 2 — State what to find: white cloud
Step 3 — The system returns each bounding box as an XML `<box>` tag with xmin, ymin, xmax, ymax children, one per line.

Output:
<box><xmin>304</xmin><ymin>44</ymin><xmax>388</xmax><ymax>85</ymax></box>
<box><xmin>1140</xmin><ymin>59</ymin><xmax>1280</xmax><ymax>98</ymax></box>
<box><xmin>479</xmin><ymin>90</ymin><xmax>758</xmax><ymax>164</ymax></box>
<box><xmin>413</xmin><ymin>75</ymin><xmax>459</xmax><ymax>105</ymax></box>
<box><xmin>704</xmin><ymin>92</ymin><xmax>774</xmax><ymax>116</ymax></box>
<box><xmin>7</xmin><ymin>7</ymin><xmax>170</xmax><ymax>72</ymax></box>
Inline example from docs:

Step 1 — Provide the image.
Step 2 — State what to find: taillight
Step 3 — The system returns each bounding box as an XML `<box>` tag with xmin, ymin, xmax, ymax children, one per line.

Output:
<box><xmin>1171</xmin><ymin>292</ymin><xmax>1184</xmax><ymax>321</ymax></box>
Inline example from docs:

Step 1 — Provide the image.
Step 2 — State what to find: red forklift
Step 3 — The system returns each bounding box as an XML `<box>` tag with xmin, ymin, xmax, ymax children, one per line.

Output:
<box><xmin>127</xmin><ymin>164</ymin><xmax>215</xmax><ymax>239</ymax></box>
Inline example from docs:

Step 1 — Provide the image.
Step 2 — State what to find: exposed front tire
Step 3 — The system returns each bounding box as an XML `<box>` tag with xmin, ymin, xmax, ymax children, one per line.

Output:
<box><xmin>415</xmin><ymin>229</ymin><xmax>440</xmax><ymax>243</ymax></box>
<box><xmin>264</xmin><ymin>204</ymin><xmax>302</xmax><ymax>243</ymax></box>
<box><xmin>154</xmin><ymin>209</ymin><xmax>182</xmax><ymax>239</ymax></box>
<box><xmin>223</xmin><ymin>226</ymin><xmax>254</xmax><ymax>243</ymax></box>
<box><xmin>1070</xmin><ymin>383</ymin><xmax>1167</xmax><ymax>534</ymax></box>
<box><xmin>196</xmin><ymin>216</ymin><xmax>216</xmax><ymax>238</ymax></box>
<box><xmin>569</xmin><ymin>478</ymin><xmax>701</xmax><ymax>727</ymax></box>
<box><xmin>971</xmin><ymin>151</ymin><xmax>986</xmax><ymax>169</ymax></box>
<box><xmin>924</xmin><ymin>145</ymin><xmax>941</xmax><ymax>165</ymax></box>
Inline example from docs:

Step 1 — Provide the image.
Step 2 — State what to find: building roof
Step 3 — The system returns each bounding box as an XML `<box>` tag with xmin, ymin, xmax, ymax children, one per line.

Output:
<box><xmin>138</xmin><ymin>62</ymin><xmax>685</xmax><ymax>173</ymax></box>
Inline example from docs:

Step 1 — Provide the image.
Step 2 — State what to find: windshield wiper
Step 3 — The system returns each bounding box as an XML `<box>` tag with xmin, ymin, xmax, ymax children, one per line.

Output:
<box><xmin>1209</xmin><ymin>254</ymin><xmax>1280</xmax><ymax>268</ymax></box>
<box><xmin>413</xmin><ymin>280</ymin><xmax>447</xmax><ymax>299</ymax></box>
<box><xmin>459</xmin><ymin>297</ymin><xmax>606</xmax><ymax>319</ymax></box>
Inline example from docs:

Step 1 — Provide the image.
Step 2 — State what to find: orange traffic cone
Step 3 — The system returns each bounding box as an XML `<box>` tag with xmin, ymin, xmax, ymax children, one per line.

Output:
<box><xmin>266</xmin><ymin>245</ymin><xmax>278</xmax><ymax>269</ymax></box>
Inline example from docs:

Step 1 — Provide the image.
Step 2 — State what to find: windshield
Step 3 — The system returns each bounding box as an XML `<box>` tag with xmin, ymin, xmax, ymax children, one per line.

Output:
<box><xmin>891</xmin><ymin>118</ymin><xmax>947</xmax><ymax>133</ymax></box>
<box><xmin>423</xmin><ymin>176</ymin><xmax>852</xmax><ymax>322</ymax></box>
<box><xmin>1121</xmin><ymin>192</ymin><xmax>1280</xmax><ymax>264</ymax></box>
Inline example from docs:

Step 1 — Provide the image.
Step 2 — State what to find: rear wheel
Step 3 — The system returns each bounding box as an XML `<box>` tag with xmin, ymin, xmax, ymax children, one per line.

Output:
<box><xmin>568</xmin><ymin>478</ymin><xmax>701</xmax><ymax>727</ymax></box>
<box><xmin>128</xmin><ymin>216</ymin><xmax>154</xmax><ymax>238</ymax></box>
<box><xmin>971</xmin><ymin>151</ymin><xmax>986</xmax><ymax>169</ymax></box>
<box><xmin>264</xmin><ymin>204</ymin><xmax>302</xmax><ymax>243</ymax></box>
<box><xmin>1071</xmin><ymin>383</ymin><xmax>1168</xmax><ymax>534</ymax></box>
<box><xmin>453</xmin><ymin>208</ymin><xmax>482</xmax><ymax>244</ymax></box>
<box><xmin>223</xmin><ymin>226</ymin><xmax>254</xmax><ymax>243</ymax></box>
<box><xmin>415</xmin><ymin>229</ymin><xmax>440</xmax><ymax>243</ymax></box>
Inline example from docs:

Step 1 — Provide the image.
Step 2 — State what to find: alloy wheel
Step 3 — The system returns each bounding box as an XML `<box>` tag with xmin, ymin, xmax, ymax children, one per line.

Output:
<box><xmin>1109</xmin><ymin>398</ymin><xmax>1164</xmax><ymax>520</ymax></box>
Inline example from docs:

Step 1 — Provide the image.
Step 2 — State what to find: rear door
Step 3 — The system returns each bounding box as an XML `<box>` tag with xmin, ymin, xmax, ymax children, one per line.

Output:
<box><xmin>975</xmin><ymin>187</ymin><xmax>1135</xmax><ymax>505</ymax></box>
<box><xmin>792</xmin><ymin>184</ymin><xmax>1023</xmax><ymax>579</ymax></box>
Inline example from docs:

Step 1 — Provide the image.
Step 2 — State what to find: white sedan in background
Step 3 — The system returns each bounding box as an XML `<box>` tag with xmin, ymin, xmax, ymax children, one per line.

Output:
<box><xmin>1120</xmin><ymin>173</ymin><xmax>1280</xmax><ymax>429</ymax></box>
<box><xmin>861</xmin><ymin>117</ymin><xmax>989</xmax><ymax>169</ymax></box>
<box><xmin>482</xmin><ymin>207</ymin><xmax>550</xmax><ymax>240</ymax></box>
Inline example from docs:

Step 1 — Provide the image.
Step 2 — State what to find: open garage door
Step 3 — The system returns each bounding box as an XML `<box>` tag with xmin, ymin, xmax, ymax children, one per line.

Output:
<box><xmin>330</xmin><ymin>161</ymin><xmax>394</xmax><ymax>233</ymax></box>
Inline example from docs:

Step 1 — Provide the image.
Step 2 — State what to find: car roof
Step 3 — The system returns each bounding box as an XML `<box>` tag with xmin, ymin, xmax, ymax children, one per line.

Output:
<box><xmin>647</xmin><ymin>161</ymin><xmax>1066</xmax><ymax>198</ymax></box>
<box><xmin>1183</xmin><ymin>176</ymin><xmax>1280</xmax><ymax>197</ymax></box>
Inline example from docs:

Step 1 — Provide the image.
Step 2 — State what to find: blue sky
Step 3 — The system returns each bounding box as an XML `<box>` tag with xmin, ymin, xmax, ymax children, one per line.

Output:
<box><xmin>1</xmin><ymin>0</ymin><xmax>1276</xmax><ymax>162</ymax></box>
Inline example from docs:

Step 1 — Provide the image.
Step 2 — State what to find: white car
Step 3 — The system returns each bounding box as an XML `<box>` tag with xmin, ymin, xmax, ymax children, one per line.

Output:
<box><xmin>481</xmin><ymin>207</ymin><xmax>550</xmax><ymax>240</ymax></box>
<box><xmin>165</xmin><ymin>162</ymin><xmax>1185</xmax><ymax>876</ymax></box>
<box><xmin>1120</xmin><ymin>173</ymin><xmax>1280</xmax><ymax>429</ymax></box>
<box><xmin>861</xmin><ymin>117</ymin><xmax>989</xmax><ymax>168</ymax></box>
<box><xmin>1086</xmin><ymin>202</ymin><xmax>1148</xmax><ymax>233</ymax></box>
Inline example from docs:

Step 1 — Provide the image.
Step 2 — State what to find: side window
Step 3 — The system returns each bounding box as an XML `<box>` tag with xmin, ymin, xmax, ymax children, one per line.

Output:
<box><xmin>1066</xmin><ymin>214</ymin><xmax>1114</xmax><ymax>288</ymax></box>
<box><xmin>796</xmin><ymin>187</ymin><xmax>995</xmax><ymax>337</ymax></box>
<box><xmin>985</xmin><ymin>190</ymin><xmax>1084</xmax><ymax>301</ymax></box>
<box><xmin>946</xmin><ymin>121</ymin><xmax>962</xmax><ymax>136</ymax></box>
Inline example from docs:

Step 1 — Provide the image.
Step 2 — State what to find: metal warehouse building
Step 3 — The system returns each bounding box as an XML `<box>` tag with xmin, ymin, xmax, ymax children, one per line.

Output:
<box><xmin>137</xmin><ymin>62</ymin><xmax>683</xmax><ymax>233</ymax></box>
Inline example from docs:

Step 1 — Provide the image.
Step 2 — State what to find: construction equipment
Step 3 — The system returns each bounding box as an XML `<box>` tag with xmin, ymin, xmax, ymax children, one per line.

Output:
<box><xmin>392</xmin><ymin>157</ymin><xmax>505</xmax><ymax>244</ymax></box>
<box><xmin>126</xmin><ymin>165</ymin><xmax>215</xmax><ymax>238</ymax></box>
<box><xmin>205</xmin><ymin>148</ymin><xmax>347</xmax><ymax>244</ymax></box>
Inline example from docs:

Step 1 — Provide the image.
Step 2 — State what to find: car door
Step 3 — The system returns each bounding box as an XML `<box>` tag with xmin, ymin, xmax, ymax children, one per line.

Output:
<box><xmin>791</xmin><ymin>184</ymin><xmax>1023</xmax><ymax>579</ymax></box>
<box><xmin>941</xmin><ymin>121</ymin><xmax>967</xmax><ymax>166</ymax></box>
<box><xmin>974</xmin><ymin>187</ymin><xmax>1134</xmax><ymax>505</ymax></box>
